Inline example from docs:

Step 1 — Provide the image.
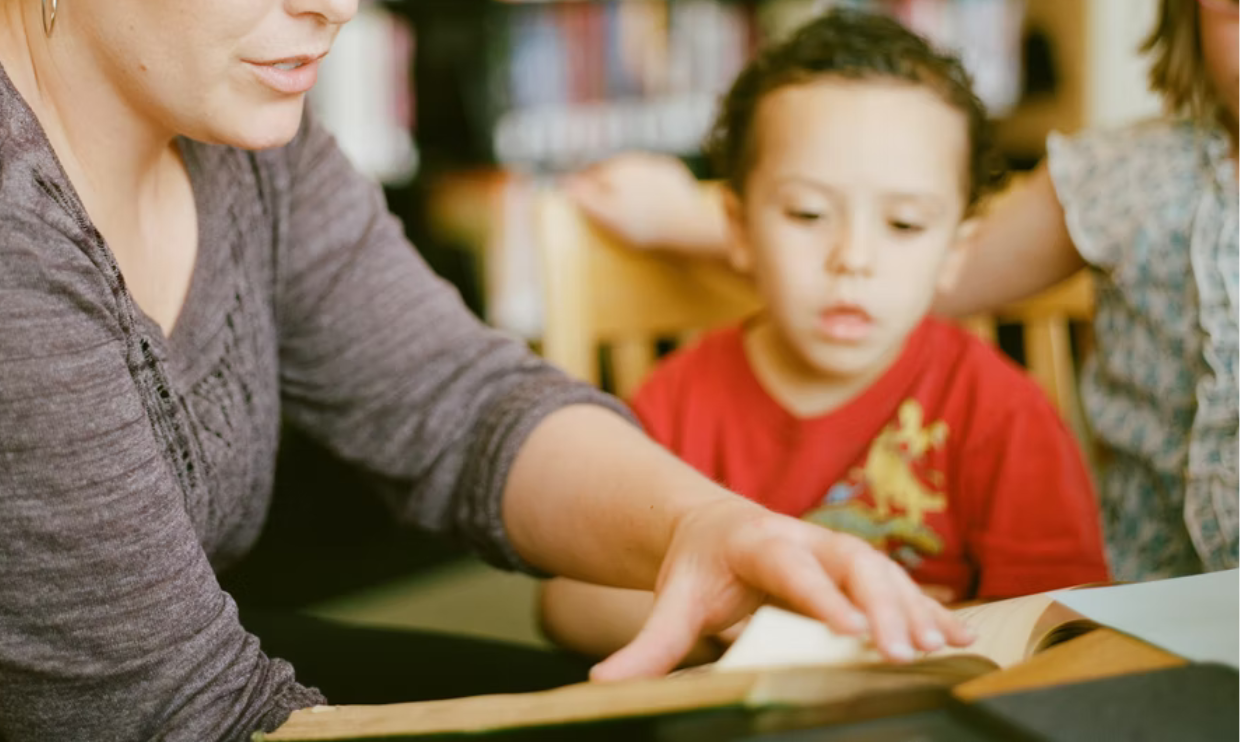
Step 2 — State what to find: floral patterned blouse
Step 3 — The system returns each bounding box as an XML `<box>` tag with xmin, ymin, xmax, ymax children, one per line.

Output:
<box><xmin>1048</xmin><ymin>119</ymin><xmax>1238</xmax><ymax>580</ymax></box>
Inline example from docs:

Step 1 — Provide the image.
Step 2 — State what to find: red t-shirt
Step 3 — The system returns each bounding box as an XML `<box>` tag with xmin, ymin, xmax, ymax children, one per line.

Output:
<box><xmin>632</xmin><ymin>318</ymin><xmax>1108</xmax><ymax>601</ymax></box>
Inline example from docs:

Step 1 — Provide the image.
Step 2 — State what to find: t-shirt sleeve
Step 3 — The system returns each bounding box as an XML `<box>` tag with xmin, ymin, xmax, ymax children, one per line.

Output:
<box><xmin>0</xmin><ymin>213</ymin><xmax>323</xmax><ymax>741</ymax></box>
<box><xmin>1045</xmin><ymin>127</ymin><xmax>1145</xmax><ymax>270</ymax></box>
<box><xmin>629</xmin><ymin>360</ymin><xmax>682</xmax><ymax>448</ymax></box>
<box><xmin>958</xmin><ymin>372</ymin><xmax>1110</xmax><ymax>598</ymax></box>
<box><xmin>274</xmin><ymin>113</ymin><xmax>632</xmax><ymax>572</ymax></box>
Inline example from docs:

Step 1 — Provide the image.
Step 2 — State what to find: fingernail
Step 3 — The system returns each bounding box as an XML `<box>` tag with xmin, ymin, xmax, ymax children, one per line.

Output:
<box><xmin>846</xmin><ymin>610</ymin><xmax>868</xmax><ymax>633</ymax></box>
<box><xmin>887</xmin><ymin>642</ymin><xmax>916</xmax><ymax>662</ymax></box>
<box><xmin>921</xmin><ymin>629</ymin><xmax>945</xmax><ymax>650</ymax></box>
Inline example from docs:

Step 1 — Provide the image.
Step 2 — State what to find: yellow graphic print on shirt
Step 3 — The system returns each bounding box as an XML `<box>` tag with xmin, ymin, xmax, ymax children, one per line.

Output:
<box><xmin>803</xmin><ymin>400</ymin><xmax>949</xmax><ymax>567</ymax></box>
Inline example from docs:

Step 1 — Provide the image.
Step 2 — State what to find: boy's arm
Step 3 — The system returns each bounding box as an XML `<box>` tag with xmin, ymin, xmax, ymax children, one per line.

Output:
<box><xmin>933</xmin><ymin>163</ymin><xmax>1086</xmax><ymax>318</ymax></box>
<box><xmin>961</xmin><ymin>381</ymin><xmax>1109</xmax><ymax>598</ymax></box>
<box><xmin>539</xmin><ymin>579</ymin><xmax>728</xmax><ymax>666</ymax></box>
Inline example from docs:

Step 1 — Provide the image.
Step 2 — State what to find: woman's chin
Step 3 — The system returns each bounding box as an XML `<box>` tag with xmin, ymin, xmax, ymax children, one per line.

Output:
<box><xmin>202</xmin><ymin>99</ymin><xmax>307</xmax><ymax>151</ymax></box>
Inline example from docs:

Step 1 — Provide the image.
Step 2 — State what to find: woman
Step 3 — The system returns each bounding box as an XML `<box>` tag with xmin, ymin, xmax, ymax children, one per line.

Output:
<box><xmin>0</xmin><ymin>0</ymin><xmax>967</xmax><ymax>740</ymax></box>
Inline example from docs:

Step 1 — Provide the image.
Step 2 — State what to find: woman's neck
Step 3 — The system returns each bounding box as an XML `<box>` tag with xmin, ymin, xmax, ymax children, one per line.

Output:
<box><xmin>0</xmin><ymin>3</ymin><xmax>178</xmax><ymax>221</ymax></box>
<box><xmin>742</xmin><ymin>318</ymin><xmax>899</xmax><ymax>419</ymax></box>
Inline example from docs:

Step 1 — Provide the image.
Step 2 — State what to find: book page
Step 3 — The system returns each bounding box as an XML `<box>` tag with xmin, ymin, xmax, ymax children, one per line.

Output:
<box><xmin>716</xmin><ymin>606</ymin><xmax>883</xmax><ymax>671</ymax></box>
<box><xmin>1051</xmin><ymin>570</ymin><xmax>1239</xmax><ymax>668</ymax></box>
<box><xmin>719</xmin><ymin>593</ymin><xmax>1065</xmax><ymax>672</ymax></box>
<box><xmin>929</xmin><ymin>593</ymin><xmax>1056</xmax><ymax>668</ymax></box>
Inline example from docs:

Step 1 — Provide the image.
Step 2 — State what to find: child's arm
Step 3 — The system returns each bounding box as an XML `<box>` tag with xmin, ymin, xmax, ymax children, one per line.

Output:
<box><xmin>539</xmin><ymin>578</ymin><xmax>731</xmax><ymax>665</ymax></box>
<box><xmin>565</xmin><ymin>153</ymin><xmax>731</xmax><ymax>257</ymax></box>
<box><xmin>933</xmin><ymin>163</ymin><xmax>1087</xmax><ymax>319</ymax></box>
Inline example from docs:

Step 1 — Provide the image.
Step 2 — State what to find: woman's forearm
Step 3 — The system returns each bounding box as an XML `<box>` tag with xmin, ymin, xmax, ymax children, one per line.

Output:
<box><xmin>502</xmin><ymin>405</ymin><xmax>733</xmax><ymax>589</ymax></box>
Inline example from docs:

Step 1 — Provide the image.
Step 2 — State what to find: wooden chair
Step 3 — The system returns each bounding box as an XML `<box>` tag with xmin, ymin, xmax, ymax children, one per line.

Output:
<box><xmin>537</xmin><ymin>186</ymin><xmax>760</xmax><ymax>399</ymax></box>
<box><xmin>536</xmin><ymin>185</ymin><xmax>1095</xmax><ymax>442</ymax></box>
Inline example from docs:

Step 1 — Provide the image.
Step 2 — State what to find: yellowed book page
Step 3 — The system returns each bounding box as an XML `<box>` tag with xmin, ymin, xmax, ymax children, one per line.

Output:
<box><xmin>719</xmin><ymin>597</ymin><xmax>1059</xmax><ymax>673</ymax></box>
<box><xmin>930</xmin><ymin>593</ymin><xmax>1057</xmax><ymax>668</ymax></box>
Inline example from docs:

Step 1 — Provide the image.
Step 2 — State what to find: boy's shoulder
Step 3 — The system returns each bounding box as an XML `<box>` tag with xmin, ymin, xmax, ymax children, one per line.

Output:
<box><xmin>914</xmin><ymin>318</ymin><xmax>1064</xmax><ymax>430</ymax></box>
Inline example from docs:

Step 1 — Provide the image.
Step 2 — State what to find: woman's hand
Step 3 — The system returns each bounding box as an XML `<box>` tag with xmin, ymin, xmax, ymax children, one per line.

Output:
<box><xmin>565</xmin><ymin>153</ymin><xmax>731</xmax><ymax>256</ymax></box>
<box><xmin>590</xmin><ymin>498</ymin><xmax>973</xmax><ymax>681</ymax></box>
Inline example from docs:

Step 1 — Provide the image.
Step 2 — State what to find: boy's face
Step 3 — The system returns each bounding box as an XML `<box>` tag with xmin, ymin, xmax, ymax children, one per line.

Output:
<box><xmin>726</xmin><ymin>79</ymin><xmax>972</xmax><ymax>380</ymax></box>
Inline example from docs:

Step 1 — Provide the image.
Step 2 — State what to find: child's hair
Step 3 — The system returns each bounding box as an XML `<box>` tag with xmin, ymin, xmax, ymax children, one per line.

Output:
<box><xmin>1142</xmin><ymin>0</ymin><xmax>1221</xmax><ymax>119</ymax></box>
<box><xmin>705</xmin><ymin>9</ymin><xmax>1004</xmax><ymax>213</ymax></box>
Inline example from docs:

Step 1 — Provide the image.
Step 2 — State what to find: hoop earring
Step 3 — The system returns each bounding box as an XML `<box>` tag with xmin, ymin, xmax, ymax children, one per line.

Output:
<box><xmin>42</xmin><ymin>0</ymin><xmax>58</xmax><ymax>37</ymax></box>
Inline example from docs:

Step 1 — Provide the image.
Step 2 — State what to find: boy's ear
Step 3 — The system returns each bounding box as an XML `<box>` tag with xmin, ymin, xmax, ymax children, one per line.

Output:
<box><xmin>722</xmin><ymin>188</ymin><xmax>754</xmax><ymax>274</ymax></box>
<box><xmin>937</xmin><ymin>216</ymin><xmax>977</xmax><ymax>293</ymax></box>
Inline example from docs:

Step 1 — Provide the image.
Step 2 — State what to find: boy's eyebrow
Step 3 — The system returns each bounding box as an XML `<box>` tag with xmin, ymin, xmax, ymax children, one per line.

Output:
<box><xmin>772</xmin><ymin>176</ymin><xmax>950</xmax><ymax>208</ymax></box>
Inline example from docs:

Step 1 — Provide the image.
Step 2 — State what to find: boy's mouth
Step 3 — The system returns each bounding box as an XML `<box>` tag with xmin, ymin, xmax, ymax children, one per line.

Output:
<box><xmin>817</xmin><ymin>304</ymin><xmax>874</xmax><ymax>343</ymax></box>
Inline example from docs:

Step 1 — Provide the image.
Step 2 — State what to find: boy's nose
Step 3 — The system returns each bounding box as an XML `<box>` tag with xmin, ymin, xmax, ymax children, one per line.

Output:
<box><xmin>826</xmin><ymin>224</ymin><xmax>875</xmax><ymax>276</ymax></box>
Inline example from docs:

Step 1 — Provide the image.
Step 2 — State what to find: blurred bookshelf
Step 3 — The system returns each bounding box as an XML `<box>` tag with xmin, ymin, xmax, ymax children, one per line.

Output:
<box><xmin>310</xmin><ymin>0</ymin><xmax>1098</xmax><ymax>336</ymax></box>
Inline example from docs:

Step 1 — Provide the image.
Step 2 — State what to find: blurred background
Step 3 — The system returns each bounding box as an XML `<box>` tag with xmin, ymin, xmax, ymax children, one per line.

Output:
<box><xmin>221</xmin><ymin>0</ymin><xmax>1163</xmax><ymax>651</ymax></box>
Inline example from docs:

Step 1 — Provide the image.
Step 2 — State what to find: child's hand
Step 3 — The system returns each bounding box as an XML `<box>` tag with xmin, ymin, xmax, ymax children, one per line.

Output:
<box><xmin>565</xmin><ymin>153</ymin><xmax>730</xmax><ymax>257</ymax></box>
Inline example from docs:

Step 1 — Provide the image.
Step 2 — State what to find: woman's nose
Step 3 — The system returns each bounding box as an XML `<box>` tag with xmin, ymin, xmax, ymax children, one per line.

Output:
<box><xmin>285</xmin><ymin>0</ymin><xmax>358</xmax><ymax>26</ymax></box>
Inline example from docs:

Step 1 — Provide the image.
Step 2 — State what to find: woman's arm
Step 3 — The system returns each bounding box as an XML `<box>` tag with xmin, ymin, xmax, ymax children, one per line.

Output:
<box><xmin>933</xmin><ymin>163</ymin><xmax>1086</xmax><ymax>318</ymax></box>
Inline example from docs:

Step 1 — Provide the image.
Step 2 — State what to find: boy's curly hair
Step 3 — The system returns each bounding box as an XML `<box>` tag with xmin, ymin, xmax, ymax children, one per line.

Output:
<box><xmin>705</xmin><ymin>9</ymin><xmax>1005</xmax><ymax>213</ymax></box>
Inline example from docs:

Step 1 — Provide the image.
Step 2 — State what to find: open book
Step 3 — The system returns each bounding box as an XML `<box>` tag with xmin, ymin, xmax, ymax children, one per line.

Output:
<box><xmin>717</xmin><ymin>590</ymin><xmax>1098</xmax><ymax>674</ymax></box>
<box><xmin>257</xmin><ymin>593</ymin><xmax>1082</xmax><ymax>741</ymax></box>
<box><xmin>259</xmin><ymin>573</ymin><xmax>1237</xmax><ymax>740</ymax></box>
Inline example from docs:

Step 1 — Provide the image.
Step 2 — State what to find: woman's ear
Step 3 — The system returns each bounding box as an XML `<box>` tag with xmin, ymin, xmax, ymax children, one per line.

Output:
<box><xmin>722</xmin><ymin>188</ymin><xmax>754</xmax><ymax>274</ymax></box>
<box><xmin>937</xmin><ymin>217</ymin><xmax>977</xmax><ymax>293</ymax></box>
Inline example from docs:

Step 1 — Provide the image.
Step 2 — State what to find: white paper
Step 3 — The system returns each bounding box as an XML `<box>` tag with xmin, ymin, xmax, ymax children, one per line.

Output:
<box><xmin>715</xmin><ymin>606</ymin><xmax>881</xmax><ymax>671</ymax></box>
<box><xmin>1052</xmin><ymin>570</ymin><xmax>1239</xmax><ymax>669</ymax></box>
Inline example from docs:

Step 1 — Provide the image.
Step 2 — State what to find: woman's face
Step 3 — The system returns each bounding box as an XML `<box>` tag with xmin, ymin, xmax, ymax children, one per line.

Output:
<box><xmin>63</xmin><ymin>0</ymin><xmax>357</xmax><ymax>148</ymax></box>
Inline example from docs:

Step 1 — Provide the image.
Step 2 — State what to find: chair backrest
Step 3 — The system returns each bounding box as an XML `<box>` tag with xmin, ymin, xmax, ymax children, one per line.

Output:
<box><xmin>537</xmin><ymin>183</ymin><xmax>1095</xmax><ymax>442</ymax></box>
<box><xmin>538</xmin><ymin>186</ymin><xmax>760</xmax><ymax>399</ymax></box>
<box><xmin>960</xmin><ymin>272</ymin><xmax>1095</xmax><ymax>443</ymax></box>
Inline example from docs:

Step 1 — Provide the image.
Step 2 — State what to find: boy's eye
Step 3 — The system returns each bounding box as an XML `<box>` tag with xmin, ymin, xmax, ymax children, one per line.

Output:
<box><xmin>787</xmin><ymin>209</ymin><xmax>825</xmax><ymax>222</ymax></box>
<box><xmin>889</xmin><ymin>219</ymin><xmax>926</xmax><ymax>234</ymax></box>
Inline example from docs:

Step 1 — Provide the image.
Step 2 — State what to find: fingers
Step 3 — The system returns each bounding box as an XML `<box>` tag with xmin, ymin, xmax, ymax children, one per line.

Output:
<box><xmin>808</xmin><ymin>532</ymin><xmax>973</xmax><ymax>661</ymax></box>
<box><xmin>735</xmin><ymin>539</ymin><xmax>868</xmax><ymax>636</ymax></box>
<box><xmin>837</xmin><ymin>552</ymin><xmax>917</xmax><ymax>661</ymax></box>
<box><xmin>919</xmin><ymin>583</ymin><xmax>957</xmax><ymax>604</ymax></box>
<box><xmin>589</xmin><ymin>578</ymin><xmax>702</xmax><ymax>682</ymax></box>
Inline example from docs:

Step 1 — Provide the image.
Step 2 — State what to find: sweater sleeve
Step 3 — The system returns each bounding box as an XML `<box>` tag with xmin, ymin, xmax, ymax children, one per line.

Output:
<box><xmin>274</xmin><ymin>114</ymin><xmax>632</xmax><ymax>571</ymax></box>
<box><xmin>0</xmin><ymin>210</ymin><xmax>324</xmax><ymax>742</ymax></box>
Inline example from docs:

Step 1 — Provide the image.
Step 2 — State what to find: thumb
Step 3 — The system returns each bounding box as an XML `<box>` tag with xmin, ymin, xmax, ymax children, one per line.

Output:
<box><xmin>589</xmin><ymin>578</ymin><xmax>702</xmax><ymax>682</ymax></box>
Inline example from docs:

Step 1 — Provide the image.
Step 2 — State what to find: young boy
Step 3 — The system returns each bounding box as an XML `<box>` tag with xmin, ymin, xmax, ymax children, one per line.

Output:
<box><xmin>540</xmin><ymin>10</ymin><xmax>1109</xmax><ymax>664</ymax></box>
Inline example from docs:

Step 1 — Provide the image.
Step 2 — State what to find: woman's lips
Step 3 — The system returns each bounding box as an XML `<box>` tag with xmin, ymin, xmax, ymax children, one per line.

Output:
<box><xmin>245</xmin><ymin>54</ymin><xmax>326</xmax><ymax>95</ymax></box>
<box><xmin>817</xmin><ymin>305</ymin><xmax>874</xmax><ymax>343</ymax></box>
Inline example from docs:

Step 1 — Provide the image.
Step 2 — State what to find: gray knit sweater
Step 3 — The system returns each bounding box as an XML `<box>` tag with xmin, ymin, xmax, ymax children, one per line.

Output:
<box><xmin>0</xmin><ymin>65</ymin><xmax>624</xmax><ymax>741</ymax></box>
